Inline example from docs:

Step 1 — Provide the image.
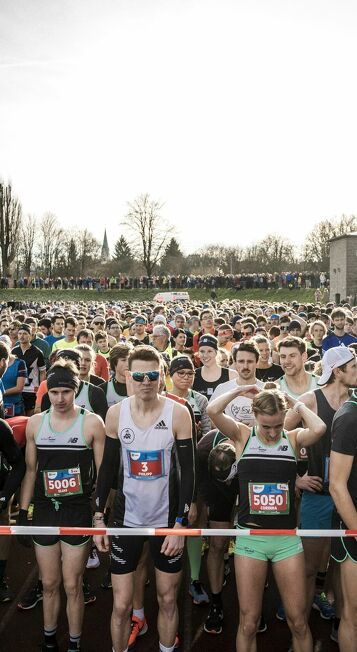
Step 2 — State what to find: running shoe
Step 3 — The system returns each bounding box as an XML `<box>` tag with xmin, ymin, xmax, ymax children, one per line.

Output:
<box><xmin>189</xmin><ymin>580</ymin><xmax>209</xmax><ymax>605</ymax></box>
<box><xmin>41</xmin><ymin>644</ymin><xmax>59</xmax><ymax>651</ymax></box>
<box><xmin>100</xmin><ymin>570</ymin><xmax>112</xmax><ymax>589</ymax></box>
<box><xmin>18</xmin><ymin>581</ymin><xmax>43</xmax><ymax>610</ymax></box>
<box><xmin>203</xmin><ymin>604</ymin><xmax>224</xmax><ymax>634</ymax></box>
<box><xmin>83</xmin><ymin>580</ymin><xmax>96</xmax><ymax>605</ymax></box>
<box><xmin>257</xmin><ymin>614</ymin><xmax>267</xmax><ymax>633</ymax></box>
<box><xmin>128</xmin><ymin>615</ymin><xmax>148</xmax><ymax>649</ymax></box>
<box><xmin>86</xmin><ymin>547</ymin><xmax>100</xmax><ymax>569</ymax></box>
<box><xmin>330</xmin><ymin>624</ymin><xmax>339</xmax><ymax>643</ymax></box>
<box><xmin>0</xmin><ymin>581</ymin><xmax>11</xmax><ymax>603</ymax></box>
<box><xmin>312</xmin><ymin>592</ymin><xmax>335</xmax><ymax>620</ymax></box>
<box><xmin>276</xmin><ymin>602</ymin><xmax>286</xmax><ymax>621</ymax></box>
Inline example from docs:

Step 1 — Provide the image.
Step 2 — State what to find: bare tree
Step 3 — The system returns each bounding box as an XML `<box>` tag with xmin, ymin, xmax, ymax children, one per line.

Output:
<box><xmin>21</xmin><ymin>215</ymin><xmax>37</xmax><ymax>275</ymax></box>
<box><xmin>76</xmin><ymin>229</ymin><xmax>100</xmax><ymax>276</ymax></box>
<box><xmin>39</xmin><ymin>213</ymin><xmax>64</xmax><ymax>277</ymax></box>
<box><xmin>0</xmin><ymin>181</ymin><xmax>22</xmax><ymax>276</ymax></box>
<box><xmin>122</xmin><ymin>194</ymin><xmax>174</xmax><ymax>276</ymax></box>
<box><xmin>303</xmin><ymin>215</ymin><xmax>357</xmax><ymax>270</ymax></box>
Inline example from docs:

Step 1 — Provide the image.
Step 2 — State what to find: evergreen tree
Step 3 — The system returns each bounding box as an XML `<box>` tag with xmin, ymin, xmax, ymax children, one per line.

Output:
<box><xmin>113</xmin><ymin>235</ymin><xmax>134</xmax><ymax>272</ymax></box>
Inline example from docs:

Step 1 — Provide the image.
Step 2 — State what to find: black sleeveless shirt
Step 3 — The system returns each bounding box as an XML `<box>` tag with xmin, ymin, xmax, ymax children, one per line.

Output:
<box><xmin>193</xmin><ymin>367</ymin><xmax>229</xmax><ymax>399</ymax></box>
<box><xmin>306</xmin><ymin>389</ymin><xmax>336</xmax><ymax>495</ymax></box>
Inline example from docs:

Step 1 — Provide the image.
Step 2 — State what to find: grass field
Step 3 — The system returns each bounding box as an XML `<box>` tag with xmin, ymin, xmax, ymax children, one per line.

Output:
<box><xmin>0</xmin><ymin>288</ymin><xmax>319</xmax><ymax>304</ymax></box>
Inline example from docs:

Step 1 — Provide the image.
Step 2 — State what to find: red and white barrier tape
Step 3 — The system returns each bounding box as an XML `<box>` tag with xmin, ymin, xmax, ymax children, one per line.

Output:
<box><xmin>1</xmin><ymin>526</ymin><xmax>356</xmax><ymax>537</ymax></box>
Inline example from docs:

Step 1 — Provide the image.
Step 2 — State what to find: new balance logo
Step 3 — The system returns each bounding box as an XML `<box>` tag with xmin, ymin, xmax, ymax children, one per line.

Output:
<box><xmin>68</xmin><ymin>437</ymin><xmax>78</xmax><ymax>444</ymax></box>
<box><xmin>155</xmin><ymin>420</ymin><xmax>168</xmax><ymax>430</ymax></box>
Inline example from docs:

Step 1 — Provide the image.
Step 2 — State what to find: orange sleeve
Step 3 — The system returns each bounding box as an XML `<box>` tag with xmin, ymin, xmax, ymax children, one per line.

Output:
<box><xmin>35</xmin><ymin>380</ymin><xmax>48</xmax><ymax>407</ymax></box>
<box><xmin>94</xmin><ymin>354</ymin><xmax>109</xmax><ymax>381</ymax></box>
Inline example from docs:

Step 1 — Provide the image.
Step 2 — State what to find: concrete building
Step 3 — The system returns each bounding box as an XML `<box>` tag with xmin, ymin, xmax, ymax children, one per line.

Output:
<box><xmin>329</xmin><ymin>232</ymin><xmax>357</xmax><ymax>303</ymax></box>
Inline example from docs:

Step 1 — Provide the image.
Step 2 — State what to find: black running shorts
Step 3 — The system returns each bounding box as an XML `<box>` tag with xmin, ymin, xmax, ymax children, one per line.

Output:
<box><xmin>32</xmin><ymin>500</ymin><xmax>92</xmax><ymax>546</ymax></box>
<box><xmin>331</xmin><ymin>513</ymin><xmax>357</xmax><ymax>564</ymax></box>
<box><xmin>110</xmin><ymin>524</ymin><xmax>183</xmax><ymax>575</ymax></box>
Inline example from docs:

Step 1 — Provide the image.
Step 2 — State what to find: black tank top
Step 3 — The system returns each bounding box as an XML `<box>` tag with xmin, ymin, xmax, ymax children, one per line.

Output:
<box><xmin>307</xmin><ymin>389</ymin><xmax>336</xmax><ymax>495</ymax></box>
<box><xmin>193</xmin><ymin>367</ymin><xmax>229</xmax><ymax>399</ymax></box>
<box><xmin>237</xmin><ymin>427</ymin><xmax>297</xmax><ymax>529</ymax></box>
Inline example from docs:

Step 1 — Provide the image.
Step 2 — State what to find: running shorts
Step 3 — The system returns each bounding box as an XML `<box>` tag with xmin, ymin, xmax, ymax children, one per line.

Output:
<box><xmin>110</xmin><ymin>523</ymin><xmax>183</xmax><ymax>575</ymax></box>
<box><xmin>300</xmin><ymin>492</ymin><xmax>334</xmax><ymax>530</ymax></box>
<box><xmin>331</xmin><ymin>513</ymin><xmax>357</xmax><ymax>564</ymax></box>
<box><xmin>235</xmin><ymin>532</ymin><xmax>303</xmax><ymax>562</ymax></box>
<box><xmin>32</xmin><ymin>500</ymin><xmax>92</xmax><ymax>546</ymax></box>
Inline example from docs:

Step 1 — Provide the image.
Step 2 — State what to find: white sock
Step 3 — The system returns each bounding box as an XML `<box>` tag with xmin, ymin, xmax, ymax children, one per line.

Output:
<box><xmin>133</xmin><ymin>607</ymin><xmax>145</xmax><ymax>620</ymax></box>
<box><xmin>159</xmin><ymin>643</ymin><xmax>175</xmax><ymax>652</ymax></box>
<box><xmin>113</xmin><ymin>649</ymin><xmax>128</xmax><ymax>652</ymax></box>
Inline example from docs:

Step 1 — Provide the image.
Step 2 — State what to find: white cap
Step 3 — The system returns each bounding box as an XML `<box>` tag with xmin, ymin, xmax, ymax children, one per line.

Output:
<box><xmin>317</xmin><ymin>346</ymin><xmax>355</xmax><ymax>385</ymax></box>
<box><xmin>153</xmin><ymin>314</ymin><xmax>166</xmax><ymax>324</ymax></box>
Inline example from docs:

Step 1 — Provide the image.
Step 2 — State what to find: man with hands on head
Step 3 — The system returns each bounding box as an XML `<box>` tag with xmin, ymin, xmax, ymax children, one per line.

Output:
<box><xmin>207</xmin><ymin>381</ymin><xmax>326</xmax><ymax>652</ymax></box>
<box><xmin>285</xmin><ymin>346</ymin><xmax>357</xmax><ymax>632</ymax></box>
<box><xmin>93</xmin><ymin>345</ymin><xmax>194</xmax><ymax>652</ymax></box>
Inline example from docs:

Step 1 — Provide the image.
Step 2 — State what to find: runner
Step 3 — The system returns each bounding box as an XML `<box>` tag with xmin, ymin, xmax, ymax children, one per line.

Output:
<box><xmin>193</xmin><ymin>335</ymin><xmax>236</xmax><ymax>400</ymax></box>
<box><xmin>0</xmin><ymin>417</ymin><xmax>26</xmax><ymax>602</ymax></box>
<box><xmin>207</xmin><ymin>384</ymin><xmax>326</xmax><ymax>652</ymax></box>
<box><xmin>196</xmin><ymin>429</ymin><xmax>239</xmax><ymax>634</ymax></box>
<box><xmin>12</xmin><ymin>324</ymin><xmax>46</xmax><ymax>416</ymax></box>
<box><xmin>18</xmin><ymin>359</ymin><xmax>105</xmax><ymax>652</ymax></box>
<box><xmin>330</xmin><ymin>386</ymin><xmax>357</xmax><ymax>652</ymax></box>
<box><xmin>169</xmin><ymin>355</ymin><xmax>210</xmax><ymax>606</ymax></box>
<box><xmin>209</xmin><ymin>341</ymin><xmax>264</xmax><ymax>425</ymax></box>
<box><xmin>93</xmin><ymin>345</ymin><xmax>194</xmax><ymax>652</ymax></box>
<box><xmin>278</xmin><ymin>336</ymin><xmax>319</xmax><ymax>398</ymax></box>
<box><xmin>100</xmin><ymin>343</ymin><xmax>133</xmax><ymax>407</ymax></box>
<box><xmin>52</xmin><ymin>317</ymin><xmax>78</xmax><ymax>353</ymax></box>
<box><xmin>254</xmin><ymin>335</ymin><xmax>283</xmax><ymax>382</ymax></box>
<box><xmin>284</xmin><ymin>346</ymin><xmax>357</xmax><ymax>638</ymax></box>
<box><xmin>322</xmin><ymin>308</ymin><xmax>357</xmax><ymax>352</ymax></box>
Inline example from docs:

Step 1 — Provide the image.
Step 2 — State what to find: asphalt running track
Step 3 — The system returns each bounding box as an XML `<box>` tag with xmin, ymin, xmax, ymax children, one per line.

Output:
<box><xmin>1</xmin><ymin>541</ymin><xmax>339</xmax><ymax>652</ymax></box>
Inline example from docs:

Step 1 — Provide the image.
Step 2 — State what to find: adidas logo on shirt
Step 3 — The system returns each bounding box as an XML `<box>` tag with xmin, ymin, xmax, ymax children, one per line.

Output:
<box><xmin>154</xmin><ymin>420</ymin><xmax>168</xmax><ymax>430</ymax></box>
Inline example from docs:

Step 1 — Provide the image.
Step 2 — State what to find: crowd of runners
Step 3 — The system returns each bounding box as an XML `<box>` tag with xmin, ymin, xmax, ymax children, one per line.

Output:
<box><xmin>1</xmin><ymin>295</ymin><xmax>357</xmax><ymax>652</ymax></box>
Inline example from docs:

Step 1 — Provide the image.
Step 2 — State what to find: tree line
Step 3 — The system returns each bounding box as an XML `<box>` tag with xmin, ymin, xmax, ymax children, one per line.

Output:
<box><xmin>1</xmin><ymin>183</ymin><xmax>356</xmax><ymax>279</ymax></box>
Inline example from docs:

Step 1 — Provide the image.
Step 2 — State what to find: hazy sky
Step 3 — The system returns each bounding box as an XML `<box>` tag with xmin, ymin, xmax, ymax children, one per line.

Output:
<box><xmin>1</xmin><ymin>0</ymin><xmax>357</xmax><ymax>255</ymax></box>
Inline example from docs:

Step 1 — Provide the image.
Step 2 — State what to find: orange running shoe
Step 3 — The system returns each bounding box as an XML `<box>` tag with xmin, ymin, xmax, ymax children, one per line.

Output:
<box><xmin>128</xmin><ymin>615</ymin><xmax>148</xmax><ymax>649</ymax></box>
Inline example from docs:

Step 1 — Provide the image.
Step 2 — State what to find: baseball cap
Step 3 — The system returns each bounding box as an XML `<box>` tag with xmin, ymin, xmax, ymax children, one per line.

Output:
<box><xmin>153</xmin><ymin>314</ymin><xmax>166</xmax><ymax>324</ymax></box>
<box><xmin>317</xmin><ymin>346</ymin><xmax>355</xmax><ymax>386</ymax></box>
<box><xmin>135</xmin><ymin>315</ymin><xmax>147</xmax><ymax>325</ymax></box>
<box><xmin>270</xmin><ymin>314</ymin><xmax>280</xmax><ymax>320</ymax></box>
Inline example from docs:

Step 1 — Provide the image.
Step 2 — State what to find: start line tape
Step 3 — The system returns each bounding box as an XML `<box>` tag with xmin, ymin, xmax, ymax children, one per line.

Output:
<box><xmin>1</xmin><ymin>526</ymin><xmax>357</xmax><ymax>537</ymax></box>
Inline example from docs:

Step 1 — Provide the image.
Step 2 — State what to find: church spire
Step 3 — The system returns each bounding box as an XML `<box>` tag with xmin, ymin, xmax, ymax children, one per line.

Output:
<box><xmin>101</xmin><ymin>228</ymin><xmax>110</xmax><ymax>260</ymax></box>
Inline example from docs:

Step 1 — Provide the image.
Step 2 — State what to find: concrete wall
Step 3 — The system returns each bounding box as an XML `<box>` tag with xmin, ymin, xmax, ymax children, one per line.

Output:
<box><xmin>330</xmin><ymin>236</ymin><xmax>357</xmax><ymax>301</ymax></box>
<box><xmin>330</xmin><ymin>238</ymin><xmax>347</xmax><ymax>300</ymax></box>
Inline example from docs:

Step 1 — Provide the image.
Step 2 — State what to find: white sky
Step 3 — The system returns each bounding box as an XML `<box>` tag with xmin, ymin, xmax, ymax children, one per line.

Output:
<box><xmin>1</xmin><ymin>0</ymin><xmax>357</xmax><ymax>255</ymax></box>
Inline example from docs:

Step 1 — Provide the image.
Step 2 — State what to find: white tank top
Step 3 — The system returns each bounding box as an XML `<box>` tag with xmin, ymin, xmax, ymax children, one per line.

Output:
<box><xmin>117</xmin><ymin>396</ymin><xmax>176</xmax><ymax>527</ymax></box>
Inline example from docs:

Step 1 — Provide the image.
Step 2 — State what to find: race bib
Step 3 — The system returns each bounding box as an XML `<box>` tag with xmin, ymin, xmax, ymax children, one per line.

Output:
<box><xmin>4</xmin><ymin>405</ymin><xmax>15</xmax><ymax>418</ymax></box>
<box><xmin>43</xmin><ymin>467</ymin><xmax>82</xmax><ymax>498</ymax></box>
<box><xmin>128</xmin><ymin>450</ymin><xmax>164</xmax><ymax>480</ymax></box>
<box><xmin>249</xmin><ymin>482</ymin><xmax>290</xmax><ymax>515</ymax></box>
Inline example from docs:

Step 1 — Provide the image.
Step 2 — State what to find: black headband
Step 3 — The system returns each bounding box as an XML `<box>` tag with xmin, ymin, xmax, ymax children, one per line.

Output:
<box><xmin>47</xmin><ymin>368</ymin><xmax>80</xmax><ymax>392</ymax></box>
<box><xmin>169</xmin><ymin>355</ymin><xmax>194</xmax><ymax>376</ymax></box>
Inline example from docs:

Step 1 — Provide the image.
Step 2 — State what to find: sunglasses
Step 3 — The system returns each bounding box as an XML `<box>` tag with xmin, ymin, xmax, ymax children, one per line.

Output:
<box><xmin>130</xmin><ymin>370</ymin><xmax>160</xmax><ymax>382</ymax></box>
<box><xmin>280</xmin><ymin>325</ymin><xmax>289</xmax><ymax>331</ymax></box>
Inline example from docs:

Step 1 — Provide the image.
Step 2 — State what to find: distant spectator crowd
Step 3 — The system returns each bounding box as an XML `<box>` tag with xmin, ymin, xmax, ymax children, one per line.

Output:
<box><xmin>0</xmin><ymin>271</ymin><xmax>329</xmax><ymax>291</ymax></box>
